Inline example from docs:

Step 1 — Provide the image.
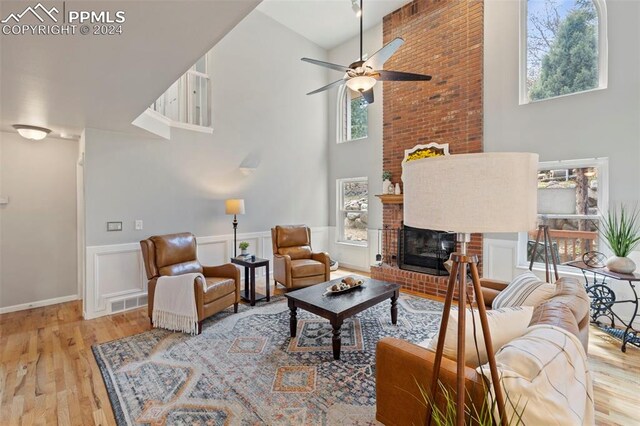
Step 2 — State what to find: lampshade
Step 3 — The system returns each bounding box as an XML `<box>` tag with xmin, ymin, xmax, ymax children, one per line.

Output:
<box><xmin>225</xmin><ymin>199</ymin><xmax>245</xmax><ymax>215</ymax></box>
<box><xmin>346</xmin><ymin>76</ymin><xmax>376</xmax><ymax>93</ymax></box>
<box><xmin>403</xmin><ymin>152</ymin><xmax>538</xmax><ymax>234</ymax></box>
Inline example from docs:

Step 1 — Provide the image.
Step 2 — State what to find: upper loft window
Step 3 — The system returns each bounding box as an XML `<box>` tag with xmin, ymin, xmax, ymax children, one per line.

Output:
<box><xmin>520</xmin><ymin>0</ymin><xmax>608</xmax><ymax>104</ymax></box>
<box><xmin>150</xmin><ymin>55</ymin><xmax>211</xmax><ymax>128</ymax></box>
<box><xmin>337</xmin><ymin>84</ymin><xmax>368</xmax><ymax>143</ymax></box>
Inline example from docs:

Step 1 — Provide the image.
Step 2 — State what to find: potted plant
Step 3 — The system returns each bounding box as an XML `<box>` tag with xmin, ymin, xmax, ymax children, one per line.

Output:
<box><xmin>419</xmin><ymin>380</ymin><xmax>526</xmax><ymax>426</ymax></box>
<box><xmin>382</xmin><ymin>170</ymin><xmax>392</xmax><ymax>194</ymax></box>
<box><xmin>239</xmin><ymin>241</ymin><xmax>250</xmax><ymax>256</ymax></box>
<box><xmin>600</xmin><ymin>205</ymin><xmax>640</xmax><ymax>274</ymax></box>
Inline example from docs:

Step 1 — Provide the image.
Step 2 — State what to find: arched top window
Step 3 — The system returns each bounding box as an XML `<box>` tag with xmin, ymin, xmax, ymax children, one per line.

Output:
<box><xmin>336</xmin><ymin>84</ymin><xmax>368</xmax><ymax>143</ymax></box>
<box><xmin>520</xmin><ymin>0</ymin><xmax>608</xmax><ymax>104</ymax></box>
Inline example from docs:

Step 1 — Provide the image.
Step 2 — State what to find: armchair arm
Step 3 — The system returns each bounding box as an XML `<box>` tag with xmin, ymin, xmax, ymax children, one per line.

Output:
<box><xmin>479</xmin><ymin>277</ymin><xmax>509</xmax><ymax>291</ymax></box>
<box><xmin>479</xmin><ymin>278</ymin><xmax>509</xmax><ymax>308</ymax></box>
<box><xmin>311</xmin><ymin>251</ymin><xmax>331</xmax><ymax>281</ymax></box>
<box><xmin>203</xmin><ymin>263</ymin><xmax>241</xmax><ymax>302</ymax></box>
<box><xmin>376</xmin><ymin>337</ymin><xmax>486</xmax><ymax>426</ymax></box>
<box><xmin>273</xmin><ymin>254</ymin><xmax>292</xmax><ymax>287</ymax></box>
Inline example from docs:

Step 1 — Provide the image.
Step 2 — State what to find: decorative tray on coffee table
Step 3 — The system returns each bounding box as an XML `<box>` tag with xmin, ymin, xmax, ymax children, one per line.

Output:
<box><xmin>324</xmin><ymin>277</ymin><xmax>365</xmax><ymax>295</ymax></box>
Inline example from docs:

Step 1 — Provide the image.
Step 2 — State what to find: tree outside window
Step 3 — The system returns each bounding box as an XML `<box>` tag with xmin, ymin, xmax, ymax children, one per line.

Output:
<box><xmin>525</xmin><ymin>0</ymin><xmax>603</xmax><ymax>102</ymax></box>
<box><xmin>349</xmin><ymin>96</ymin><xmax>368</xmax><ymax>140</ymax></box>
<box><xmin>338</xmin><ymin>85</ymin><xmax>368</xmax><ymax>142</ymax></box>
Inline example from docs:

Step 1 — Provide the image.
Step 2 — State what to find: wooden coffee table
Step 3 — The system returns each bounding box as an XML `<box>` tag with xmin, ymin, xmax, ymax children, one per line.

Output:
<box><xmin>285</xmin><ymin>277</ymin><xmax>400</xmax><ymax>360</ymax></box>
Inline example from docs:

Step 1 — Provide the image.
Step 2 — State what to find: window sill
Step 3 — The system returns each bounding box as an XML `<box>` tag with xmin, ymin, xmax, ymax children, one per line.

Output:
<box><xmin>337</xmin><ymin>136</ymin><xmax>368</xmax><ymax>144</ymax></box>
<box><xmin>519</xmin><ymin>85</ymin><xmax>607</xmax><ymax>106</ymax></box>
<box><xmin>515</xmin><ymin>263</ymin><xmax>584</xmax><ymax>280</ymax></box>
<box><xmin>336</xmin><ymin>240</ymin><xmax>368</xmax><ymax>248</ymax></box>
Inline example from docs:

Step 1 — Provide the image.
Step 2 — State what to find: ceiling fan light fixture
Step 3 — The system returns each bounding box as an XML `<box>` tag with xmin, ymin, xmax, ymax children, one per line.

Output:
<box><xmin>12</xmin><ymin>124</ymin><xmax>51</xmax><ymax>140</ymax></box>
<box><xmin>346</xmin><ymin>76</ymin><xmax>376</xmax><ymax>92</ymax></box>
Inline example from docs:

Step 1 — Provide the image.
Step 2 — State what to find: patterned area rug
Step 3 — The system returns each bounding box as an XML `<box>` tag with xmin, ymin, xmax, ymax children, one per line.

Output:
<box><xmin>93</xmin><ymin>294</ymin><xmax>443</xmax><ymax>425</ymax></box>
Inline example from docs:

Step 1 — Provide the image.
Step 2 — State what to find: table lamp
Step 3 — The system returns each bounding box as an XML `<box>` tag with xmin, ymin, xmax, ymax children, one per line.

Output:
<box><xmin>403</xmin><ymin>152</ymin><xmax>538</xmax><ymax>426</ymax></box>
<box><xmin>225</xmin><ymin>199</ymin><xmax>245</xmax><ymax>257</ymax></box>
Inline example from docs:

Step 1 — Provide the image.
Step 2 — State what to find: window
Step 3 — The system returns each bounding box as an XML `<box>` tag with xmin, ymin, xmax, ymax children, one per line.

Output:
<box><xmin>150</xmin><ymin>54</ymin><xmax>211</xmax><ymax>128</ymax></box>
<box><xmin>337</xmin><ymin>177</ymin><xmax>368</xmax><ymax>245</ymax></box>
<box><xmin>337</xmin><ymin>84</ymin><xmax>368</xmax><ymax>142</ymax></box>
<box><xmin>518</xmin><ymin>158</ymin><xmax>608</xmax><ymax>268</ymax></box>
<box><xmin>520</xmin><ymin>0</ymin><xmax>607</xmax><ymax>104</ymax></box>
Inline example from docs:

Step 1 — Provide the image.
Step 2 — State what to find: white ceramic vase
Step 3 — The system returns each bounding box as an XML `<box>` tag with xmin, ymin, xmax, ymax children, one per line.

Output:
<box><xmin>382</xmin><ymin>179</ymin><xmax>392</xmax><ymax>195</ymax></box>
<box><xmin>394</xmin><ymin>183</ymin><xmax>401</xmax><ymax>195</ymax></box>
<box><xmin>606</xmin><ymin>256</ymin><xmax>636</xmax><ymax>274</ymax></box>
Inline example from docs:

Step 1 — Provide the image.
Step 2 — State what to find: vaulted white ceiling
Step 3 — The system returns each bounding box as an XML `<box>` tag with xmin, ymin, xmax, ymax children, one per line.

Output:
<box><xmin>0</xmin><ymin>0</ymin><xmax>260</xmax><ymax>137</ymax></box>
<box><xmin>258</xmin><ymin>0</ymin><xmax>410</xmax><ymax>50</ymax></box>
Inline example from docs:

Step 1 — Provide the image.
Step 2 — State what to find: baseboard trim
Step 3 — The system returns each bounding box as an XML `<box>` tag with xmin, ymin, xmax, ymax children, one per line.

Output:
<box><xmin>337</xmin><ymin>262</ymin><xmax>371</xmax><ymax>273</ymax></box>
<box><xmin>0</xmin><ymin>294</ymin><xmax>80</xmax><ymax>314</ymax></box>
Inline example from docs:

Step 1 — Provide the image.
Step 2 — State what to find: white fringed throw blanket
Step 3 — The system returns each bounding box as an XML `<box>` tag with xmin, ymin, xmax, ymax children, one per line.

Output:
<box><xmin>152</xmin><ymin>273</ymin><xmax>201</xmax><ymax>335</ymax></box>
<box><xmin>478</xmin><ymin>324</ymin><xmax>594</xmax><ymax>425</ymax></box>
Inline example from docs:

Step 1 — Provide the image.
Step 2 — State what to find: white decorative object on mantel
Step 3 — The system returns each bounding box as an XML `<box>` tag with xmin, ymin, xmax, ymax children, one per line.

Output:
<box><xmin>394</xmin><ymin>183</ymin><xmax>401</xmax><ymax>195</ymax></box>
<box><xmin>401</xmin><ymin>142</ymin><xmax>450</xmax><ymax>182</ymax></box>
<box><xmin>382</xmin><ymin>179</ymin><xmax>392</xmax><ymax>194</ymax></box>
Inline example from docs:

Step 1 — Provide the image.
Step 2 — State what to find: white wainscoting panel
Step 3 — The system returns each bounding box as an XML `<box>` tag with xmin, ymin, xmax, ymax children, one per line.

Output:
<box><xmin>85</xmin><ymin>243</ymin><xmax>146</xmax><ymax>319</ymax></box>
<box><xmin>84</xmin><ymin>227</ymin><xmax>329</xmax><ymax>319</ymax></box>
<box><xmin>197</xmin><ymin>238</ymin><xmax>228</xmax><ymax>266</ymax></box>
<box><xmin>483</xmin><ymin>238</ymin><xmax>518</xmax><ymax>282</ymax></box>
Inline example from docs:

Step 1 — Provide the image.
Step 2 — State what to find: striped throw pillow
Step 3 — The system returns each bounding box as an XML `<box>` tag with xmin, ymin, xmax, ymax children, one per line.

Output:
<box><xmin>492</xmin><ymin>272</ymin><xmax>556</xmax><ymax>309</ymax></box>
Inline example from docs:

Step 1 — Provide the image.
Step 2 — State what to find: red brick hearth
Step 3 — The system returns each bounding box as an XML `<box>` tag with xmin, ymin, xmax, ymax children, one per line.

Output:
<box><xmin>371</xmin><ymin>0</ymin><xmax>484</xmax><ymax>298</ymax></box>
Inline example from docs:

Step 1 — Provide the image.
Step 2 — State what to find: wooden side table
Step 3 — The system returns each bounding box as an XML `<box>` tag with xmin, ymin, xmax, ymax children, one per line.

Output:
<box><xmin>231</xmin><ymin>256</ymin><xmax>270</xmax><ymax>306</ymax></box>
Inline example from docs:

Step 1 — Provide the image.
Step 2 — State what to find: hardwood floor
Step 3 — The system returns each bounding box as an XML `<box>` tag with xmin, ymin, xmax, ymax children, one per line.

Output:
<box><xmin>1</xmin><ymin>269</ymin><xmax>638</xmax><ymax>425</ymax></box>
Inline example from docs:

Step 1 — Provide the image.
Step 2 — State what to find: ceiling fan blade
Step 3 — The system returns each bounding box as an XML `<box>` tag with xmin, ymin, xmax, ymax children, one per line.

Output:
<box><xmin>363</xmin><ymin>38</ymin><xmax>404</xmax><ymax>70</ymax></box>
<box><xmin>377</xmin><ymin>70</ymin><xmax>432</xmax><ymax>81</ymax></box>
<box><xmin>306</xmin><ymin>79</ymin><xmax>346</xmax><ymax>95</ymax></box>
<box><xmin>301</xmin><ymin>57</ymin><xmax>351</xmax><ymax>73</ymax></box>
<box><xmin>361</xmin><ymin>88</ymin><xmax>374</xmax><ymax>104</ymax></box>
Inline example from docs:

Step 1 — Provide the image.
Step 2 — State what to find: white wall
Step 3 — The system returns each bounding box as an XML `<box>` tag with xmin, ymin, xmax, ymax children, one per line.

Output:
<box><xmin>84</xmin><ymin>11</ymin><xmax>329</xmax><ymax>247</ymax></box>
<box><xmin>81</xmin><ymin>11</ymin><xmax>331</xmax><ymax>318</ymax></box>
<box><xmin>483</xmin><ymin>0</ymin><xmax>640</xmax><ymax>326</ymax></box>
<box><xmin>0</xmin><ymin>132</ymin><xmax>78</xmax><ymax>311</ymax></box>
<box><xmin>485</xmin><ymin>0</ymin><xmax>639</xmax><ymax>208</ymax></box>
<box><xmin>326</xmin><ymin>24</ymin><xmax>384</xmax><ymax>271</ymax></box>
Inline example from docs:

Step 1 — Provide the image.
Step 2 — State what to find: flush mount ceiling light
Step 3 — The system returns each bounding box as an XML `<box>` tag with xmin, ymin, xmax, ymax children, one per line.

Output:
<box><xmin>301</xmin><ymin>0</ymin><xmax>432</xmax><ymax>104</ymax></box>
<box><xmin>12</xmin><ymin>124</ymin><xmax>51</xmax><ymax>140</ymax></box>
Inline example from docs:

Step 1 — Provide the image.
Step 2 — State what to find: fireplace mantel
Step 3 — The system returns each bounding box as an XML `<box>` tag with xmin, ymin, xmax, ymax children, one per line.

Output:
<box><xmin>375</xmin><ymin>194</ymin><xmax>403</xmax><ymax>204</ymax></box>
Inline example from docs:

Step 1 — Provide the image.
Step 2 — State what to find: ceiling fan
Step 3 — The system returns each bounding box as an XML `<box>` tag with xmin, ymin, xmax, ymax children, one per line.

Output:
<box><xmin>301</xmin><ymin>0</ymin><xmax>432</xmax><ymax>104</ymax></box>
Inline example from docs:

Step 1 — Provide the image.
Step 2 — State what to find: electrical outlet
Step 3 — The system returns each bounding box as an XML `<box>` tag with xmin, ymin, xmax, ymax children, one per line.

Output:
<box><xmin>135</xmin><ymin>220</ymin><xmax>143</xmax><ymax>230</ymax></box>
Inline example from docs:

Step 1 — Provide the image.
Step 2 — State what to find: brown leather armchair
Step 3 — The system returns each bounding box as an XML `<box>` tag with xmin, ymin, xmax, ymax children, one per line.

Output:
<box><xmin>140</xmin><ymin>232</ymin><xmax>240</xmax><ymax>333</ymax></box>
<box><xmin>271</xmin><ymin>225</ymin><xmax>330</xmax><ymax>290</ymax></box>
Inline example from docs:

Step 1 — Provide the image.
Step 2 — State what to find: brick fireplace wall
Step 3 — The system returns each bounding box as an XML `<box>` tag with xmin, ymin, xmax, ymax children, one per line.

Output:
<box><xmin>371</xmin><ymin>0</ymin><xmax>484</xmax><ymax>298</ymax></box>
